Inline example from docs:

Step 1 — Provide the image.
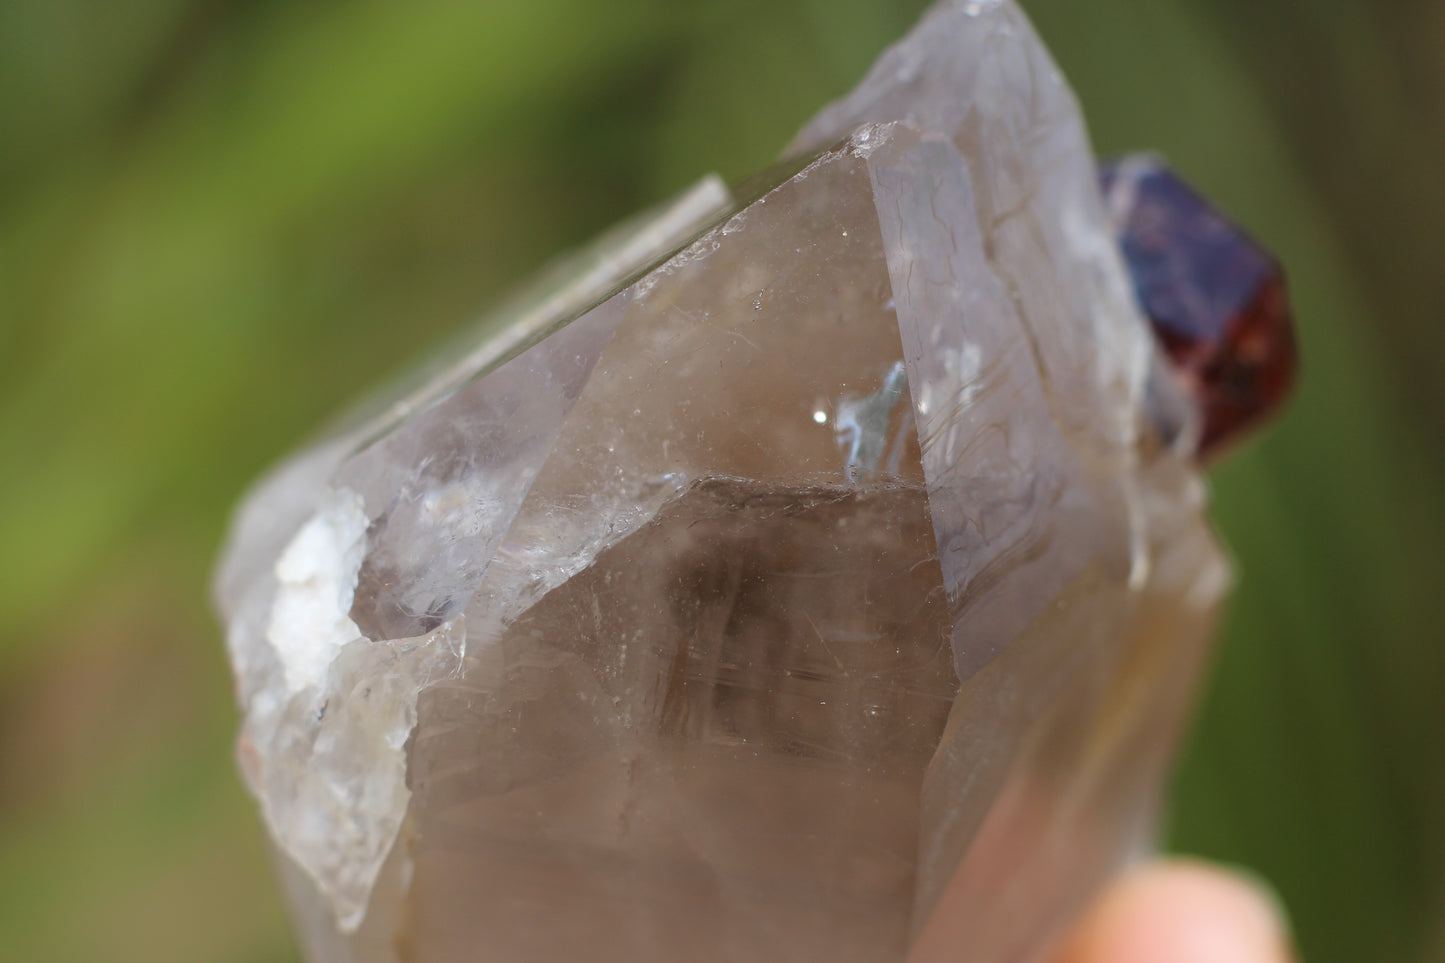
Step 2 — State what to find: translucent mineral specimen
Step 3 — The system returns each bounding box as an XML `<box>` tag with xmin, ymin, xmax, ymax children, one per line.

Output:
<box><xmin>1099</xmin><ymin>156</ymin><xmax>1298</xmax><ymax>457</ymax></box>
<box><xmin>213</xmin><ymin>2</ymin><xmax>1241</xmax><ymax>960</ymax></box>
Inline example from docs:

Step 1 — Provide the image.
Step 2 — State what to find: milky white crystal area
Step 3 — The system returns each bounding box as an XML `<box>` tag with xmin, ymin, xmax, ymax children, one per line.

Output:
<box><xmin>213</xmin><ymin>2</ymin><xmax>1229</xmax><ymax>961</ymax></box>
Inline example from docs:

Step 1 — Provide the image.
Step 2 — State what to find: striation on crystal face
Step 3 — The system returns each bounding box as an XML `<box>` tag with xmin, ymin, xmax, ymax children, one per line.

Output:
<box><xmin>213</xmin><ymin>2</ymin><xmax>1249</xmax><ymax>961</ymax></box>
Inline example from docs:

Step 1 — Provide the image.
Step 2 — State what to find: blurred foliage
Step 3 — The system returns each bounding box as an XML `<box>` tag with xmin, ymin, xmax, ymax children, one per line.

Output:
<box><xmin>0</xmin><ymin>1</ymin><xmax>1441</xmax><ymax>961</ymax></box>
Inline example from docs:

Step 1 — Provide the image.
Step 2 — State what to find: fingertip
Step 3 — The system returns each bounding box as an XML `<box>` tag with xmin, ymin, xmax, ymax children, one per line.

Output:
<box><xmin>1051</xmin><ymin>860</ymin><xmax>1294</xmax><ymax>963</ymax></box>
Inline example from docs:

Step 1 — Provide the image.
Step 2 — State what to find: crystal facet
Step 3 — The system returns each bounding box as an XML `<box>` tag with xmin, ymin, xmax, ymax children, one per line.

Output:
<box><xmin>214</xmin><ymin>3</ymin><xmax>1246</xmax><ymax>961</ymax></box>
<box><xmin>1100</xmin><ymin>155</ymin><xmax>1298</xmax><ymax>456</ymax></box>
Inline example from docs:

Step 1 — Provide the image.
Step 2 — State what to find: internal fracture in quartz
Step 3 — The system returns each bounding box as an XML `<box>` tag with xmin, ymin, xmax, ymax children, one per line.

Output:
<box><xmin>213</xmin><ymin>2</ymin><xmax>1244</xmax><ymax>961</ymax></box>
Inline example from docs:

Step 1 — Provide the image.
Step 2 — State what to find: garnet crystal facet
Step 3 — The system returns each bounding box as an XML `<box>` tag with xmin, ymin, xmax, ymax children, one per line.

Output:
<box><xmin>1101</xmin><ymin>155</ymin><xmax>1298</xmax><ymax>456</ymax></box>
<box><xmin>213</xmin><ymin>3</ymin><xmax>1264</xmax><ymax>962</ymax></box>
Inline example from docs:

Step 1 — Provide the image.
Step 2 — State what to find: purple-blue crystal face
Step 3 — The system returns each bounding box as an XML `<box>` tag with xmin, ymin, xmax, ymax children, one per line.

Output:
<box><xmin>1101</xmin><ymin>156</ymin><xmax>1297</xmax><ymax>456</ymax></box>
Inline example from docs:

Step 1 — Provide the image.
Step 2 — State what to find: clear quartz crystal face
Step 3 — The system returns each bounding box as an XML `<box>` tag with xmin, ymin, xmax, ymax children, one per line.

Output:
<box><xmin>213</xmin><ymin>2</ymin><xmax>1232</xmax><ymax>961</ymax></box>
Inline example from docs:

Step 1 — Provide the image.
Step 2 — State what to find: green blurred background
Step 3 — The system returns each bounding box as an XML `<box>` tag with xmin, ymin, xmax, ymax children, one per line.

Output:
<box><xmin>1</xmin><ymin>1</ymin><xmax>1441</xmax><ymax>960</ymax></box>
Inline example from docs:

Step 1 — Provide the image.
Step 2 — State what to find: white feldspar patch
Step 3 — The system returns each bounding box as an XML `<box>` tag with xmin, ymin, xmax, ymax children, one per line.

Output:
<box><xmin>268</xmin><ymin>487</ymin><xmax>370</xmax><ymax>693</ymax></box>
<box><xmin>219</xmin><ymin>173</ymin><xmax>738</xmax><ymax>936</ymax></box>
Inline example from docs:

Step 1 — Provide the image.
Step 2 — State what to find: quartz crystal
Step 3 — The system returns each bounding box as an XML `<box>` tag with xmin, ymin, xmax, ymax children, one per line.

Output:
<box><xmin>214</xmin><ymin>2</ymin><xmax>1240</xmax><ymax>961</ymax></box>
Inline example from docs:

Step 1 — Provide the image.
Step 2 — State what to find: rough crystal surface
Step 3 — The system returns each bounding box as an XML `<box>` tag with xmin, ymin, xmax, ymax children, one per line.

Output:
<box><xmin>214</xmin><ymin>2</ymin><xmax>1231</xmax><ymax>961</ymax></box>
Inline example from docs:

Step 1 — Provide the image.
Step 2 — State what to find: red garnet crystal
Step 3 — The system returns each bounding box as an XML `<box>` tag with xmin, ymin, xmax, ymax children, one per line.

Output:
<box><xmin>1101</xmin><ymin>156</ymin><xmax>1298</xmax><ymax>458</ymax></box>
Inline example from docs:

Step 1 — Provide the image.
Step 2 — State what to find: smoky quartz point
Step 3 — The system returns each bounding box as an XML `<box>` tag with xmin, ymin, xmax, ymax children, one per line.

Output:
<box><xmin>214</xmin><ymin>2</ymin><xmax>1250</xmax><ymax>960</ymax></box>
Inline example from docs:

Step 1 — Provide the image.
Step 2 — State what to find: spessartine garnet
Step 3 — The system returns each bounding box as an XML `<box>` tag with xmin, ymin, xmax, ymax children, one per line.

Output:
<box><xmin>1101</xmin><ymin>156</ymin><xmax>1298</xmax><ymax>457</ymax></box>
